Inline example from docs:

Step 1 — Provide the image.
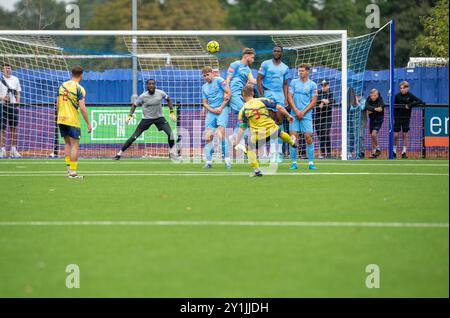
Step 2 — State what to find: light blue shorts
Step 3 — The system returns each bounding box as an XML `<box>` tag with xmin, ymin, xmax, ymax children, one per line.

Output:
<box><xmin>205</xmin><ymin>107</ymin><xmax>229</xmax><ymax>129</ymax></box>
<box><xmin>290</xmin><ymin>117</ymin><xmax>313</xmax><ymax>133</ymax></box>
<box><xmin>229</xmin><ymin>93</ymin><xmax>245</xmax><ymax>113</ymax></box>
<box><xmin>264</xmin><ymin>90</ymin><xmax>285</xmax><ymax>107</ymax></box>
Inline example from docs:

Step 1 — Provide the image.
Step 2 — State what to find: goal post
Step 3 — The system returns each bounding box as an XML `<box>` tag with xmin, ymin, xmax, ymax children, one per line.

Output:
<box><xmin>0</xmin><ymin>29</ymin><xmax>384</xmax><ymax>161</ymax></box>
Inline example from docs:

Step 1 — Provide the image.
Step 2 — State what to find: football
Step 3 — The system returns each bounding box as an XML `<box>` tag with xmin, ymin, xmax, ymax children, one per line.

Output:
<box><xmin>207</xmin><ymin>40</ymin><xmax>220</xmax><ymax>53</ymax></box>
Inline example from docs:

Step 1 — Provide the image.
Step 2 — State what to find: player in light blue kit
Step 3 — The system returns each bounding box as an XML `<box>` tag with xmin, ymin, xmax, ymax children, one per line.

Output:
<box><xmin>287</xmin><ymin>63</ymin><xmax>318</xmax><ymax>170</ymax></box>
<box><xmin>201</xmin><ymin>66</ymin><xmax>232</xmax><ymax>169</ymax></box>
<box><xmin>225</xmin><ymin>48</ymin><xmax>256</xmax><ymax>149</ymax></box>
<box><xmin>257</xmin><ymin>46</ymin><xmax>290</xmax><ymax>163</ymax></box>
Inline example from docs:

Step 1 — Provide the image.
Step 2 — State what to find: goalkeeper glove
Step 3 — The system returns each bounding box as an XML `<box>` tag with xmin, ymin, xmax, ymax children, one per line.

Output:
<box><xmin>169</xmin><ymin>110</ymin><xmax>177</xmax><ymax>122</ymax></box>
<box><xmin>125</xmin><ymin>114</ymin><xmax>133</xmax><ymax>124</ymax></box>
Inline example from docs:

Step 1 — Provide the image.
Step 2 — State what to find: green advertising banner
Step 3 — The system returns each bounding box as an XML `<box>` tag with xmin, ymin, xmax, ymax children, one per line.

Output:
<box><xmin>60</xmin><ymin>106</ymin><xmax>177</xmax><ymax>144</ymax></box>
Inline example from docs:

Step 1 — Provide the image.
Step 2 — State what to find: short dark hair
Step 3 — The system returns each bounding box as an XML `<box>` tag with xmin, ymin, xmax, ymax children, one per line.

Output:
<box><xmin>146</xmin><ymin>79</ymin><xmax>156</xmax><ymax>84</ymax></box>
<box><xmin>273</xmin><ymin>46</ymin><xmax>283</xmax><ymax>51</ymax></box>
<box><xmin>2</xmin><ymin>63</ymin><xmax>11</xmax><ymax>68</ymax></box>
<box><xmin>71</xmin><ymin>65</ymin><xmax>83</xmax><ymax>77</ymax></box>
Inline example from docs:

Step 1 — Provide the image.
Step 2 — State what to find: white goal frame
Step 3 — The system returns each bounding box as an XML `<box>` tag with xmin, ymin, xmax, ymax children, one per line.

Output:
<box><xmin>0</xmin><ymin>30</ymin><xmax>348</xmax><ymax>160</ymax></box>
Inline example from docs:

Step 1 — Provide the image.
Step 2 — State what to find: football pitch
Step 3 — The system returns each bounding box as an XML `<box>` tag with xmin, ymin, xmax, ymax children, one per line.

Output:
<box><xmin>0</xmin><ymin>159</ymin><xmax>448</xmax><ymax>297</ymax></box>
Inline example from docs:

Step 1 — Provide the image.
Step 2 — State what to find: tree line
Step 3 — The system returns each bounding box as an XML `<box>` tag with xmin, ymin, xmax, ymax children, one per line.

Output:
<box><xmin>0</xmin><ymin>0</ymin><xmax>447</xmax><ymax>69</ymax></box>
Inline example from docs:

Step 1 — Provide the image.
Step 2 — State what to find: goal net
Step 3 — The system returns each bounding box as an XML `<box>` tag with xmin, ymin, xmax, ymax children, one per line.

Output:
<box><xmin>0</xmin><ymin>30</ymin><xmax>381</xmax><ymax>160</ymax></box>
<box><xmin>0</xmin><ymin>35</ymin><xmax>69</xmax><ymax>157</ymax></box>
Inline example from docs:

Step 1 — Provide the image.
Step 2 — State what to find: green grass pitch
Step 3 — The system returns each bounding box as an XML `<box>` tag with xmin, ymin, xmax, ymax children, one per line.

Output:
<box><xmin>0</xmin><ymin>158</ymin><xmax>448</xmax><ymax>297</ymax></box>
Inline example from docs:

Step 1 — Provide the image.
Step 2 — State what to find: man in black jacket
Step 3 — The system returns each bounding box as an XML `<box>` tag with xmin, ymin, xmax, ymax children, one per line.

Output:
<box><xmin>314</xmin><ymin>80</ymin><xmax>335</xmax><ymax>158</ymax></box>
<box><xmin>365</xmin><ymin>89</ymin><xmax>385</xmax><ymax>158</ymax></box>
<box><xmin>393</xmin><ymin>81</ymin><xmax>424</xmax><ymax>159</ymax></box>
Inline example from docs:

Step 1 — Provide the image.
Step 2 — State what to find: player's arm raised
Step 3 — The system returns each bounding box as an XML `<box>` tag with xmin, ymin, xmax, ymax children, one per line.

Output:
<box><xmin>225</xmin><ymin>62</ymin><xmax>236</xmax><ymax>87</ymax></box>
<box><xmin>247</xmin><ymin>72</ymin><xmax>257</xmax><ymax>85</ymax></box>
<box><xmin>257</xmin><ymin>73</ymin><xmax>264</xmax><ymax>97</ymax></box>
<box><xmin>79</xmin><ymin>98</ymin><xmax>92</xmax><ymax>133</ymax></box>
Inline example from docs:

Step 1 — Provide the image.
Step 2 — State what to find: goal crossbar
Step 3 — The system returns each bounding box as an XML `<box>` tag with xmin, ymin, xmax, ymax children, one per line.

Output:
<box><xmin>0</xmin><ymin>29</ymin><xmax>349</xmax><ymax>160</ymax></box>
<box><xmin>0</xmin><ymin>30</ymin><xmax>347</xmax><ymax>37</ymax></box>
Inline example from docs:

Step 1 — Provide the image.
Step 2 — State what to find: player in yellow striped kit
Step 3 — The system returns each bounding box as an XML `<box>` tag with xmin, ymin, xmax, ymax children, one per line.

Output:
<box><xmin>234</xmin><ymin>84</ymin><xmax>296</xmax><ymax>177</ymax></box>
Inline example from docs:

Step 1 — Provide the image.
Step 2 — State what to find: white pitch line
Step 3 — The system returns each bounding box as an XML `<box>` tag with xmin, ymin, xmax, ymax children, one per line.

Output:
<box><xmin>0</xmin><ymin>161</ymin><xmax>448</xmax><ymax>167</ymax></box>
<box><xmin>0</xmin><ymin>220</ymin><xmax>447</xmax><ymax>229</ymax></box>
<box><xmin>0</xmin><ymin>172</ymin><xmax>449</xmax><ymax>177</ymax></box>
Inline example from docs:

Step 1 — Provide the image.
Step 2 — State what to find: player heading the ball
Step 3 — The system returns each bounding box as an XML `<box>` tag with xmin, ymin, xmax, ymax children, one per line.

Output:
<box><xmin>114</xmin><ymin>79</ymin><xmax>177</xmax><ymax>160</ymax></box>
<box><xmin>234</xmin><ymin>84</ymin><xmax>296</xmax><ymax>177</ymax></box>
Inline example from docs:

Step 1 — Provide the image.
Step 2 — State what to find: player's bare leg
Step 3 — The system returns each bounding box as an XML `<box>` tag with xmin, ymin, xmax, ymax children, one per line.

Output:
<box><xmin>370</xmin><ymin>130</ymin><xmax>380</xmax><ymax>158</ymax></box>
<box><xmin>68</xmin><ymin>137</ymin><xmax>83</xmax><ymax>178</ymax></box>
<box><xmin>203</xmin><ymin>129</ymin><xmax>214</xmax><ymax>169</ymax></box>
<box><xmin>217</xmin><ymin>125</ymin><xmax>231</xmax><ymax>169</ymax></box>
<box><xmin>64</xmin><ymin>136</ymin><xmax>71</xmax><ymax>174</ymax></box>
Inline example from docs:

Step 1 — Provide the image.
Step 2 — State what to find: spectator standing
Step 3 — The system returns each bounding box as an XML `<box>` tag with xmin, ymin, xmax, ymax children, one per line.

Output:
<box><xmin>393</xmin><ymin>81</ymin><xmax>424</xmax><ymax>159</ymax></box>
<box><xmin>0</xmin><ymin>63</ymin><xmax>22</xmax><ymax>158</ymax></box>
<box><xmin>365</xmin><ymin>89</ymin><xmax>385</xmax><ymax>159</ymax></box>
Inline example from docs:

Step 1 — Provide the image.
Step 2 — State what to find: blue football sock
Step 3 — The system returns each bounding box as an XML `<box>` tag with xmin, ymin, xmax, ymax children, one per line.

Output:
<box><xmin>277</xmin><ymin>138</ymin><xmax>283</xmax><ymax>155</ymax></box>
<box><xmin>290</xmin><ymin>145</ymin><xmax>297</xmax><ymax>163</ymax></box>
<box><xmin>222</xmin><ymin>138</ymin><xmax>229</xmax><ymax>158</ymax></box>
<box><xmin>205</xmin><ymin>142</ymin><xmax>213</xmax><ymax>162</ymax></box>
<box><xmin>307</xmin><ymin>143</ymin><xmax>314</xmax><ymax>163</ymax></box>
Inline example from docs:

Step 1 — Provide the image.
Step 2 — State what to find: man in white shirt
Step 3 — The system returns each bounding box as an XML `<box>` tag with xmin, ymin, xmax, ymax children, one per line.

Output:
<box><xmin>0</xmin><ymin>63</ymin><xmax>22</xmax><ymax>158</ymax></box>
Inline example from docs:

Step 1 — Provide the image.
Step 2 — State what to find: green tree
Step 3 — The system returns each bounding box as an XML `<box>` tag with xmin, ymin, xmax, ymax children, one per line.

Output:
<box><xmin>87</xmin><ymin>0</ymin><xmax>226</xmax><ymax>30</ymax></box>
<box><xmin>76</xmin><ymin>0</ymin><xmax>110</xmax><ymax>29</ymax></box>
<box><xmin>225</xmin><ymin>0</ymin><xmax>316</xmax><ymax>30</ymax></box>
<box><xmin>313</xmin><ymin>0</ymin><xmax>362</xmax><ymax>35</ymax></box>
<box><xmin>416</xmin><ymin>0</ymin><xmax>449</xmax><ymax>57</ymax></box>
<box><xmin>13</xmin><ymin>0</ymin><xmax>66</xmax><ymax>30</ymax></box>
<box><xmin>0</xmin><ymin>7</ymin><xmax>14</xmax><ymax>29</ymax></box>
<box><xmin>367</xmin><ymin>0</ymin><xmax>439</xmax><ymax>68</ymax></box>
<box><xmin>79</xmin><ymin>0</ymin><xmax>227</xmax><ymax>69</ymax></box>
